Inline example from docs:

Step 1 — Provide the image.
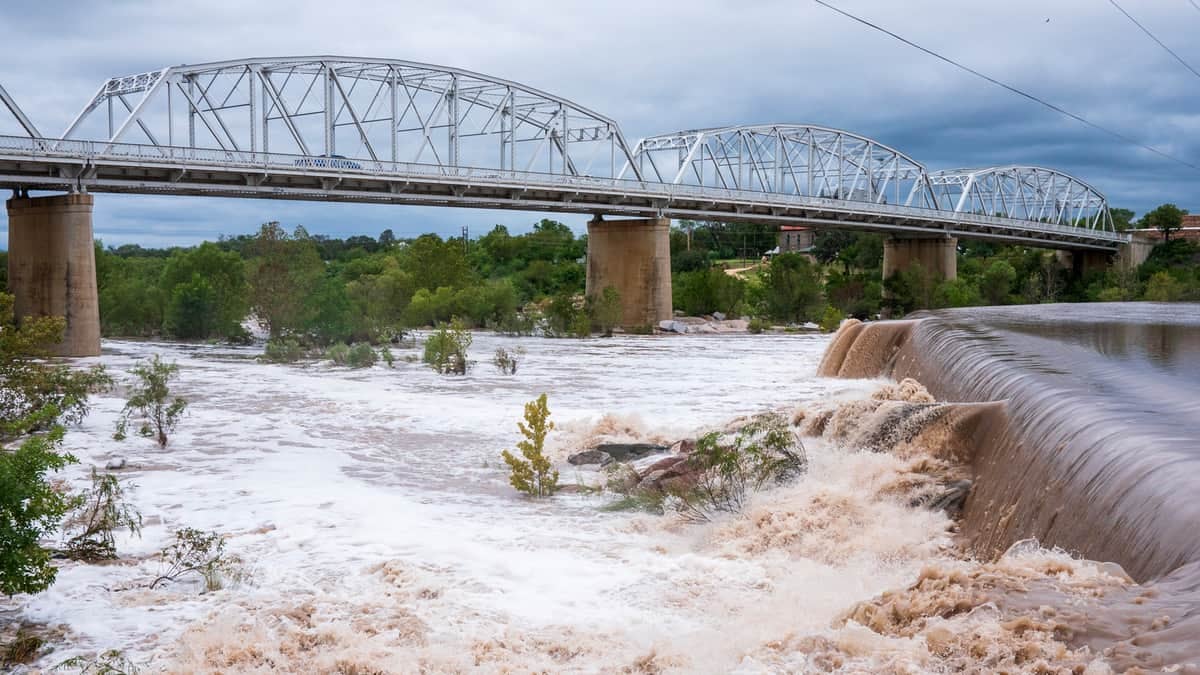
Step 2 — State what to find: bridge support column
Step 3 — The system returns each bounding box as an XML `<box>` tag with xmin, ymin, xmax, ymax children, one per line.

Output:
<box><xmin>1055</xmin><ymin>249</ymin><xmax>1111</xmax><ymax>278</ymax></box>
<box><xmin>585</xmin><ymin>216</ymin><xmax>672</xmax><ymax>329</ymax></box>
<box><xmin>882</xmin><ymin>236</ymin><xmax>957</xmax><ymax>281</ymax></box>
<box><xmin>6</xmin><ymin>193</ymin><xmax>101</xmax><ymax>356</ymax></box>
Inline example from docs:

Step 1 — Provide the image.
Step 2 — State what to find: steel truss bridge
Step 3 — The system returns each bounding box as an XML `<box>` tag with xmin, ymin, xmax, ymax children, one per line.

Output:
<box><xmin>0</xmin><ymin>56</ymin><xmax>1126</xmax><ymax>251</ymax></box>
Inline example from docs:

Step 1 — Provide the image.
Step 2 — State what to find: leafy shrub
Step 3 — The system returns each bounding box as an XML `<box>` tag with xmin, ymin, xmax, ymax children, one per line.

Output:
<box><xmin>379</xmin><ymin>346</ymin><xmax>395</xmax><ymax>367</ymax></box>
<box><xmin>495</xmin><ymin>310</ymin><xmax>537</xmax><ymax>336</ymax></box>
<box><xmin>64</xmin><ymin>469</ymin><xmax>142</xmax><ymax>561</ymax></box>
<box><xmin>150</xmin><ymin>527</ymin><xmax>240</xmax><ymax>592</ymax></box>
<box><xmin>55</xmin><ymin>649</ymin><xmax>140</xmax><ymax>674</ymax></box>
<box><xmin>325</xmin><ymin>342</ymin><xmax>350</xmax><ymax>364</ymax></box>
<box><xmin>261</xmin><ymin>337</ymin><xmax>305</xmax><ymax>363</ymax></box>
<box><xmin>501</xmin><ymin>394</ymin><xmax>559</xmax><ymax>497</ymax></box>
<box><xmin>493</xmin><ymin>347</ymin><xmax>521</xmax><ymax>375</ymax></box>
<box><xmin>0</xmin><ymin>411</ymin><xmax>74</xmax><ymax>595</ymax></box>
<box><xmin>114</xmin><ymin>355</ymin><xmax>187</xmax><ymax>448</ymax></box>
<box><xmin>587</xmin><ymin>285</ymin><xmax>622</xmax><ymax>336</ymax></box>
<box><xmin>747</xmin><ymin>317</ymin><xmax>770</xmax><ymax>334</ymax></box>
<box><xmin>542</xmin><ymin>293</ymin><xmax>590</xmax><ymax>338</ymax></box>
<box><xmin>669</xmin><ymin>413</ymin><xmax>806</xmax><ymax>523</ymax></box>
<box><xmin>423</xmin><ymin>318</ymin><xmax>472</xmax><ymax>375</ymax></box>
<box><xmin>325</xmin><ymin>342</ymin><xmax>379</xmax><ymax>368</ymax></box>
<box><xmin>1</xmin><ymin>294</ymin><xmax>111</xmax><ymax>428</ymax></box>
<box><xmin>674</xmin><ymin>268</ymin><xmax>747</xmax><ymax>316</ymax></box>
<box><xmin>819</xmin><ymin>306</ymin><xmax>844</xmax><ymax>333</ymax></box>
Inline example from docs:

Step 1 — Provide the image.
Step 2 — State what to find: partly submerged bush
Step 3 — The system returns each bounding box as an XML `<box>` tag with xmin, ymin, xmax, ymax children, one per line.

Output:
<box><xmin>819</xmin><ymin>305</ymin><xmax>844</xmax><ymax>333</ymax></box>
<box><xmin>0</xmin><ymin>412</ymin><xmax>75</xmax><ymax>596</ymax></box>
<box><xmin>55</xmin><ymin>649</ymin><xmax>140</xmax><ymax>674</ymax></box>
<box><xmin>747</xmin><ymin>317</ymin><xmax>770</xmax><ymax>334</ymax></box>
<box><xmin>261</xmin><ymin>337</ymin><xmax>305</xmax><ymax>363</ymax></box>
<box><xmin>630</xmin><ymin>413</ymin><xmax>806</xmax><ymax>523</ymax></box>
<box><xmin>63</xmin><ymin>469</ymin><xmax>142</xmax><ymax>561</ymax></box>
<box><xmin>150</xmin><ymin>527</ymin><xmax>240</xmax><ymax>592</ymax></box>
<box><xmin>324</xmin><ymin>342</ymin><xmax>378</xmax><ymax>368</ymax></box>
<box><xmin>501</xmin><ymin>394</ymin><xmax>559</xmax><ymax>497</ymax></box>
<box><xmin>423</xmin><ymin>318</ymin><xmax>472</xmax><ymax>375</ymax></box>
<box><xmin>493</xmin><ymin>347</ymin><xmax>521</xmax><ymax>375</ymax></box>
<box><xmin>114</xmin><ymin>355</ymin><xmax>187</xmax><ymax>448</ymax></box>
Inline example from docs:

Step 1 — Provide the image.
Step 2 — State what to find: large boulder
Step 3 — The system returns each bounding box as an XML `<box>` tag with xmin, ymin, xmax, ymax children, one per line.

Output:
<box><xmin>594</xmin><ymin>443</ymin><xmax>668</xmax><ymax>462</ymax></box>
<box><xmin>636</xmin><ymin>454</ymin><xmax>699</xmax><ymax>493</ymax></box>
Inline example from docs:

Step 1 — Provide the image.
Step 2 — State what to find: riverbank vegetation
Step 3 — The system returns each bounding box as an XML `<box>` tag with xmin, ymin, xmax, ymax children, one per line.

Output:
<box><xmin>15</xmin><ymin>201</ymin><xmax>1185</xmax><ymax>351</ymax></box>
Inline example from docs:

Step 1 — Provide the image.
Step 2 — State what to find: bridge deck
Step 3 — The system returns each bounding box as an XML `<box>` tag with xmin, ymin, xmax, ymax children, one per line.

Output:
<box><xmin>0</xmin><ymin>135</ymin><xmax>1127</xmax><ymax>251</ymax></box>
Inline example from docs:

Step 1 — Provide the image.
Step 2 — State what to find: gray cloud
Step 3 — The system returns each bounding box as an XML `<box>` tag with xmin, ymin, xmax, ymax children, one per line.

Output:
<box><xmin>2</xmin><ymin>0</ymin><xmax>1198</xmax><ymax>247</ymax></box>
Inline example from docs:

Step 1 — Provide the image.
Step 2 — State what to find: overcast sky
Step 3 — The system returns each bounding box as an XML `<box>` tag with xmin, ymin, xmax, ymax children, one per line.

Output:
<box><xmin>1</xmin><ymin>0</ymin><xmax>1198</xmax><ymax>248</ymax></box>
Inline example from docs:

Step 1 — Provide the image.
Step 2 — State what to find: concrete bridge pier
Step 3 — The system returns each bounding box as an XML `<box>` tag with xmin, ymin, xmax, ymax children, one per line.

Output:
<box><xmin>5</xmin><ymin>192</ymin><xmax>101</xmax><ymax>356</ymax></box>
<box><xmin>585</xmin><ymin>215</ymin><xmax>672</xmax><ymax>329</ymax></box>
<box><xmin>882</xmin><ymin>235</ymin><xmax>958</xmax><ymax>281</ymax></box>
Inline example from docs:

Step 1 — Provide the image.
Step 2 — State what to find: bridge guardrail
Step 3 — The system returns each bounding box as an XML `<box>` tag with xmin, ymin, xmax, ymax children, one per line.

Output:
<box><xmin>0</xmin><ymin>134</ymin><xmax>1128</xmax><ymax>245</ymax></box>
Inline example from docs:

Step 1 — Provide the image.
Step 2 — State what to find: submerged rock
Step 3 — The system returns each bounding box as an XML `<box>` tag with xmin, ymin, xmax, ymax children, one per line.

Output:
<box><xmin>567</xmin><ymin>449</ymin><xmax>614</xmax><ymax>466</ymax></box>
<box><xmin>927</xmin><ymin>479</ymin><xmax>972</xmax><ymax>516</ymax></box>
<box><xmin>637</xmin><ymin>455</ymin><xmax>698</xmax><ymax>493</ymax></box>
<box><xmin>105</xmin><ymin>457</ymin><xmax>127</xmax><ymax>470</ymax></box>
<box><xmin>594</xmin><ymin>443</ymin><xmax>668</xmax><ymax>462</ymax></box>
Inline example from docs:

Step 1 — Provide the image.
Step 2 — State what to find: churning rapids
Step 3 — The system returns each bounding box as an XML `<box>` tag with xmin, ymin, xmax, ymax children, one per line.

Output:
<box><xmin>4</xmin><ymin>307</ymin><xmax>1199</xmax><ymax>673</ymax></box>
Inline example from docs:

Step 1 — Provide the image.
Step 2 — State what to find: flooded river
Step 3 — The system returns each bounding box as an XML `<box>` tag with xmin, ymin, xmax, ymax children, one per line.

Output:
<box><xmin>9</xmin><ymin>308</ymin><xmax>1200</xmax><ymax>672</ymax></box>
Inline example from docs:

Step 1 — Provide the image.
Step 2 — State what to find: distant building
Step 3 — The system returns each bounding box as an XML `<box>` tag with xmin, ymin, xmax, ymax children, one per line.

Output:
<box><xmin>778</xmin><ymin>226</ymin><xmax>815</xmax><ymax>253</ymax></box>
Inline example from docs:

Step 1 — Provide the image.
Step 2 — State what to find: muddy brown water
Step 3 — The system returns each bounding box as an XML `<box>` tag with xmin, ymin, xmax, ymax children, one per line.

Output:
<box><xmin>819</xmin><ymin>302</ymin><xmax>1200</xmax><ymax>669</ymax></box>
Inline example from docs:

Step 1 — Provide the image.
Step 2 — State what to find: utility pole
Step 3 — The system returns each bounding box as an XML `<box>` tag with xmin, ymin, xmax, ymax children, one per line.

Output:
<box><xmin>687</xmin><ymin>221</ymin><xmax>693</xmax><ymax>251</ymax></box>
<box><xmin>461</xmin><ymin>225</ymin><xmax>469</xmax><ymax>254</ymax></box>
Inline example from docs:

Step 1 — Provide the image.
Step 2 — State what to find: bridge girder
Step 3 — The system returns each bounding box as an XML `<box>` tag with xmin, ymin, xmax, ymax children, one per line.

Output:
<box><xmin>0</xmin><ymin>81</ymin><xmax>41</xmax><ymax>138</ymax></box>
<box><xmin>624</xmin><ymin>124</ymin><xmax>939</xmax><ymax>210</ymax></box>
<box><xmin>59</xmin><ymin>56</ymin><xmax>641</xmax><ymax>180</ymax></box>
<box><xmin>930</xmin><ymin>166</ymin><xmax>1113</xmax><ymax>232</ymax></box>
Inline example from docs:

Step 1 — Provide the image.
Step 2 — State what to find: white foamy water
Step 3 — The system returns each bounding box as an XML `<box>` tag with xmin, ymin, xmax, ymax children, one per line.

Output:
<box><xmin>8</xmin><ymin>332</ymin><xmax>962</xmax><ymax>673</ymax></box>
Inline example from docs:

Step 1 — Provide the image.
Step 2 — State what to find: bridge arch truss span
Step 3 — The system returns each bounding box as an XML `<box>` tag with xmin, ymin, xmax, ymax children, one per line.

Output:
<box><xmin>0</xmin><ymin>81</ymin><xmax>40</xmax><ymax>137</ymax></box>
<box><xmin>624</xmin><ymin>124</ymin><xmax>939</xmax><ymax>210</ymax></box>
<box><xmin>59</xmin><ymin>56</ymin><xmax>641</xmax><ymax>179</ymax></box>
<box><xmin>930</xmin><ymin>166</ymin><xmax>1114</xmax><ymax>232</ymax></box>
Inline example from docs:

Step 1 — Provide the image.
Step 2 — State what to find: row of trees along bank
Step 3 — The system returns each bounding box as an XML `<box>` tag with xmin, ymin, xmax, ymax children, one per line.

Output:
<box><xmin>0</xmin><ymin>205</ymin><xmax>1193</xmax><ymax>349</ymax></box>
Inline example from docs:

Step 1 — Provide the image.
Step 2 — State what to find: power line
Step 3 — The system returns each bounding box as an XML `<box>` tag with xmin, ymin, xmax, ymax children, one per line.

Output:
<box><xmin>1108</xmin><ymin>0</ymin><xmax>1200</xmax><ymax>81</ymax></box>
<box><xmin>1189</xmin><ymin>0</ymin><xmax>1200</xmax><ymax>15</ymax></box>
<box><xmin>810</xmin><ymin>0</ymin><xmax>1200</xmax><ymax>173</ymax></box>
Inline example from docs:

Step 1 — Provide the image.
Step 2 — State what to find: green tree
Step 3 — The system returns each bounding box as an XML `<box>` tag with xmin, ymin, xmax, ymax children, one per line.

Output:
<box><xmin>423</xmin><ymin>318</ymin><xmax>472</xmax><ymax>375</ymax></box>
<box><xmin>674</xmin><ymin>268</ymin><xmax>747</xmax><ymax>317</ymax></box>
<box><xmin>1</xmin><ymin>415</ymin><xmax>73</xmax><ymax>595</ymax></box>
<box><xmin>0</xmin><ymin>293</ymin><xmax>106</xmax><ymax>596</ymax></box>
<box><xmin>501</xmin><ymin>394</ymin><xmax>559</xmax><ymax>498</ymax></box>
<box><xmin>1144</xmin><ymin>271</ymin><xmax>1184</xmax><ymax>301</ymax></box>
<box><xmin>1141</xmin><ymin>203</ymin><xmax>1187</xmax><ymax>242</ymax></box>
<box><xmin>115</xmin><ymin>355</ymin><xmax>187</xmax><ymax>447</ymax></box>
<box><xmin>758</xmin><ymin>253</ymin><xmax>824</xmax><ymax>322</ymax></box>
<box><xmin>980</xmin><ymin>260</ymin><xmax>1017</xmax><ymax>305</ymax></box>
<box><xmin>160</xmin><ymin>242</ymin><xmax>249</xmax><ymax>339</ymax></box>
<box><xmin>246</xmin><ymin>222</ymin><xmax>325</xmax><ymax>338</ymax></box>
<box><xmin>1110</xmin><ymin>208</ymin><xmax>1135</xmax><ymax>232</ymax></box>
<box><xmin>401</xmin><ymin>234</ymin><xmax>472</xmax><ymax>292</ymax></box>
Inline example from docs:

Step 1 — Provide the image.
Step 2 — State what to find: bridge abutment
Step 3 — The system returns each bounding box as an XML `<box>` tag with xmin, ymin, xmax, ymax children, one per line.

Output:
<box><xmin>6</xmin><ymin>192</ymin><xmax>101</xmax><ymax>356</ymax></box>
<box><xmin>585</xmin><ymin>216</ymin><xmax>672</xmax><ymax>329</ymax></box>
<box><xmin>882</xmin><ymin>236</ymin><xmax>958</xmax><ymax>281</ymax></box>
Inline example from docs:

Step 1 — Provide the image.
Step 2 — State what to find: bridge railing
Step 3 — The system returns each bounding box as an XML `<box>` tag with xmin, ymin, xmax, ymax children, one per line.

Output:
<box><xmin>0</xmin><ymin>134</ymin><xmax>1128</xmax><ymax>245</ymax></box>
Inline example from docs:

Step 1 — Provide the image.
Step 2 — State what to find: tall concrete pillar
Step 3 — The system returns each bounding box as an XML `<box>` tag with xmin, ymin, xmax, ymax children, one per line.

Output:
<box><xmin>6</xmin><ymin>193</ymin><xmax>101</xmax><ymax>356</ymax></box>
<box><xmin>585</xmin><ymin>216</ymin><xmax>672</xmax><ymax>328</ymax></box>
<box><xmin>882</xmin><ymin>236</ymin><xmax>957</xmax><ymax>281</ymax></box>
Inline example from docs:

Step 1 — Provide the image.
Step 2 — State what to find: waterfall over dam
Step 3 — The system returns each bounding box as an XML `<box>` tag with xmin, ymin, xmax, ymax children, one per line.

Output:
<box><xmin>819</xmin><ymin>303</ymin><xmax>1200</xmax><ymax>666</ymax></box>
